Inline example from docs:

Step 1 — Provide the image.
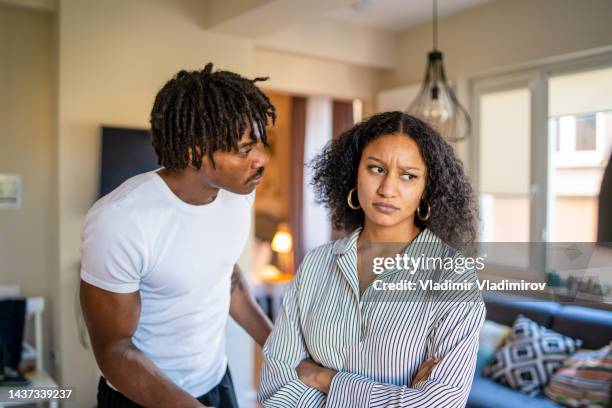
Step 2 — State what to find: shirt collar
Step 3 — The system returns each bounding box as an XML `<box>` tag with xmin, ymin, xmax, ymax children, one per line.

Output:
<box><xmin>332</xmin><ymin>227</ymin><xmax>362</xmax><ymax>255</ymax></box>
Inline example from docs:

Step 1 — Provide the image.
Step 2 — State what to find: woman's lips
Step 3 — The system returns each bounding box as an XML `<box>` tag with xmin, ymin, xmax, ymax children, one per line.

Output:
<box><xmin>372</xmin><ymin>202</ymin><xmax>399</xmax><ymax>213</ymax></box>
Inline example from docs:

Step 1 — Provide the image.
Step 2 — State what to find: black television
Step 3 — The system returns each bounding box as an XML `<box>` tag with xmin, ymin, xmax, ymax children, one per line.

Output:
<box><xmin>99</xmin><ymin>126</ymin><xmax>159</xmax><ymax>197</ymax></box>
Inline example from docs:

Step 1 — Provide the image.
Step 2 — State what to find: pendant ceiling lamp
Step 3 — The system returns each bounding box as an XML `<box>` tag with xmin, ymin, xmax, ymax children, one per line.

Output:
<box><xmin>406</xmin><ymin>0</ymin><xmax>471</xmax><ymax>142</ymax></box>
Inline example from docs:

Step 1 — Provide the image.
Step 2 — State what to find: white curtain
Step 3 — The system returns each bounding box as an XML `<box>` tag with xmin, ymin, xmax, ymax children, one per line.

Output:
<box><xmin>302</xmin><ymin>96</ymin><xmax>332</xmax><ymax>253</ymax></box>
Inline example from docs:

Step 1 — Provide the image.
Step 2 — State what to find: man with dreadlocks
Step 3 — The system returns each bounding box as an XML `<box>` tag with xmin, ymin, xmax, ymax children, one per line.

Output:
<box><xmin>79</xmin><ymin>63</ymin><xmax>276</xmax><ymax>408</ymax></box>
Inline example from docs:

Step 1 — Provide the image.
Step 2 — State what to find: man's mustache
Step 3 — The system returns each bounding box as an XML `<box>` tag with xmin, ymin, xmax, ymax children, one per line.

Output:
<box><xmin>247</xmin><ymin>167</ymin><xmax>265</xmax><ymax>182</ymax></box>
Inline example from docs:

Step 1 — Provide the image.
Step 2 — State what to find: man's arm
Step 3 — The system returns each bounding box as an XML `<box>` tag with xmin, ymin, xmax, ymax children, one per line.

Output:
<box><xmin>229</xmin><ymin>264</ymin><xmax>273</xmax><ymax>347</ymax></box>
<box><xmin>80</xmin><ymin>280</ymin><xmax>207</xmax><ymax>408</ymax></box>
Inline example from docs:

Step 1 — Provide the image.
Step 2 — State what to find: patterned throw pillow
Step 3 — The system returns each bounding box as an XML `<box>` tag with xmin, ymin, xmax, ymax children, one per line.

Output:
<box><xmin>544</xmin><ymin>344</ymin><xmax>612</xmax><ymax>407</ymax></box>
<box><xmin>484</xmin><ymin>315</ymin><xmax>583</xmax><ymax>396</ymax></box>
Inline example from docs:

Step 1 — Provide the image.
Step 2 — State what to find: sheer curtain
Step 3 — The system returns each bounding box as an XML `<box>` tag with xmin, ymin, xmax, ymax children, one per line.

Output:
<box><xmin>302</xmin><ymin>96</ymin><xmax>333</xmax><ymax>254</ymax></box>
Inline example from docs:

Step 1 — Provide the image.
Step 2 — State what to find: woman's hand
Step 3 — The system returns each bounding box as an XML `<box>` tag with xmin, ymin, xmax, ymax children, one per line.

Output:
<box><xmin>296</xmin><ymin>359</ymin><xmax>337</xmax><ymax>394</ymax></box>
<box><xmin>297</xmin><ymin>355</ymin><xmax>439</xmax><ymax>395</ymax></box>
<box><xmin>411</xmin><ymin>356</ymin><xmax>441</xmax><ymax>385</ymax></box>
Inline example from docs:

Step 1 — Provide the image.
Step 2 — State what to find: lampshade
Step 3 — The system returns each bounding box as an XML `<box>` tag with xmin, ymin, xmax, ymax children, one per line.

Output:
<box><xmin>271</xmin><ymin>224</ymin><xmax>292</xmax><ymax>254</ymax></box>
<box><xmin>406</xmin><ymin>0</ymin><xmax>471</xmax><ymax>142</ymax></box>
<box><xmin>257</xmin><ymin>264</ymin><xmax>282</xmax><ymax>281</ymax></box>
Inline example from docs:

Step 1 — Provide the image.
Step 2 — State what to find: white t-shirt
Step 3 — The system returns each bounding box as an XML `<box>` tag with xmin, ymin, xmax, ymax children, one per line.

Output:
<box><xmin>80</xmin><ymin>170</ymin><xmax>253</xmax><ymax>397</ymax></box>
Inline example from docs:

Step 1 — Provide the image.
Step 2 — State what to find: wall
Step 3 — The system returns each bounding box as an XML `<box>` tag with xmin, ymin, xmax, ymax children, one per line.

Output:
<box><xmin>255</xmin><ymin>47</ymin><xmax>385</xmax><ymax>101</ymax></box>
<box><xmin>0</xmin><ymin>2</ymin><xmax>56</xmax><ymax>372</ymax></box>
<box><xmin>257</xmin><ymin>17</ymin><xmax>398</xmax><ymax>69</ymax></box>
<box><xmin>553</xmin><ymin>196</ymin><xmax>599</xmax><ymax>241</ymax></box>
<box><xmin>385</xmin><ymin>0</ymin><xmax>612</xmax><ymax>88</ymax></box>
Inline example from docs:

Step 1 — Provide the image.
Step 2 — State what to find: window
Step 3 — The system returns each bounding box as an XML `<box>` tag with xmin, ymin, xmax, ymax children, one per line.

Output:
<box><xmin>575</xmin><ymin>113</ymin><xmax>597</xmax><ymax>151</ymax></box>
<box><xmin>471</xmin><ymin>60</ymin><xmax>612</xmax><ymax>301</ymax></box>
<box><xmin>478</xmin><ymin>88</ymin><xmax>531</xmax><ymax>246</ymax></box>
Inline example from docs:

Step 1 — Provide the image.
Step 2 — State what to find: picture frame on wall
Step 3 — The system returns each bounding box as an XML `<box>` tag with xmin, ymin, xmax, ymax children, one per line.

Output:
<box><xmin>0</xmin><ymin>174</ymin><xmax>21</xmax><ymax>209</ymax></box>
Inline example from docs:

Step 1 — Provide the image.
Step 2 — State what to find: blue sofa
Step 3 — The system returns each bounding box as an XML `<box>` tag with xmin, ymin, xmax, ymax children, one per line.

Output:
<box><xmin>467</xmin><ymin>292</ymin><xmax>612</xmax><ymax>408</ymax></box>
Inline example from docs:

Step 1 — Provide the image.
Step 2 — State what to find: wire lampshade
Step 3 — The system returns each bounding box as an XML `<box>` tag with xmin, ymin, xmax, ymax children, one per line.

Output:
<box><xmin>406</xmin><ymin>0</ymin><xmax>471</xmax><ymax>142</ymax></box>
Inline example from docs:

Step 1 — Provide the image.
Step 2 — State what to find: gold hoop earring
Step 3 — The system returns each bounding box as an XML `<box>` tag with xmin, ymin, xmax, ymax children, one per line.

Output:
<box><xmin>417</xmin><ymin>200</ymin><xmax>431</xmax><ymax>221</ymax></box>
<box><xmin>347</xmin><ymin>187</ymin><xmax>361</xmax><ymax>210</ymax></box>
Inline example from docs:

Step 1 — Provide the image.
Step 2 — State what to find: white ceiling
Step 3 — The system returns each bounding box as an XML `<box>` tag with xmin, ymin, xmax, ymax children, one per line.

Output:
<box><xmin>327</xmin><ymin>0</ymin><xmax>495</xmax><ymax>32</ymax></box>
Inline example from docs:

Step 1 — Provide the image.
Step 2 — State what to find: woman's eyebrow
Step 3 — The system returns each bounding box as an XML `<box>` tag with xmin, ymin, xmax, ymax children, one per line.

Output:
<box><xmin>367</xmin><ymin>156</ymin><xmax>422</xmax><ymax>171</ymax></box>
<box><xmin>366</xmin><ymin>156</ymin><xmax>386</xmax><ymax>165</ymax></box>
<box><xmin>399</xmin><ymin>165</ymin><xmax>422</xmax><ymax>172</ymax></box>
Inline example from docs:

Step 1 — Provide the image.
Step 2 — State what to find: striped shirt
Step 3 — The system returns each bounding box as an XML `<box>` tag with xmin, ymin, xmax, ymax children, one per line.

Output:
<box><xmin>258</xmin><ymin>227</ymin><xmax>486</xmax><ymax>407</ymax></box>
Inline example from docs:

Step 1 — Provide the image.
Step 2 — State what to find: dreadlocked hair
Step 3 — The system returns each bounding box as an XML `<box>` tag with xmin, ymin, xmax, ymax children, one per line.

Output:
<box><xmin>150</xmin><ymin>62</ymin><xmax>276</xmax><ymax>170</ymax></box>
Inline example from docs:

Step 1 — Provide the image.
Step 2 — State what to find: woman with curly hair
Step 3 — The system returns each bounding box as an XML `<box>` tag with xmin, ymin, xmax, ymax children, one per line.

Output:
<box><xmin>258</xmin><ymin>112</ymin><xmax>486</xmax><ymax>408</ymax></box>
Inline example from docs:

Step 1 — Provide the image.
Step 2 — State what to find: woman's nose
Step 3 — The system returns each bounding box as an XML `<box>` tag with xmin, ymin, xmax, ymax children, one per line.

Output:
<box><xmin>377</xmin><ymin>174</ymin><xmax>397</xmax><ymax>197</ymax></box>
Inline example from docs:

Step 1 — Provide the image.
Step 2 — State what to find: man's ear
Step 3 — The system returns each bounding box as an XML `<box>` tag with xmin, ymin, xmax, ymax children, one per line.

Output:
<box><xmin>199</xmin><ymin>149</ymin><xmax>217</xmax><ymax>171</ymax></box>
<box><xmin>187</xmin><ymin>146</ymin><xmax>205</xmax><ymax>169</ymax></box>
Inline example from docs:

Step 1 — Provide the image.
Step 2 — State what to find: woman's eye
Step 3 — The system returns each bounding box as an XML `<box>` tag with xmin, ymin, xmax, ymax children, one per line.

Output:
<box><xmin>368</xmin><ymin>165</ymin><xmax>384</xmax><ymax>174</ymax></box>
<box><xmin>239</xmin><ymin>148</ymin><xmax>252</xmax><ymax>156</ymax></box>
<box><xmin>401</xmin><ymin>173</ymin><xmax>416</xmax><ymax>181</ymax></box>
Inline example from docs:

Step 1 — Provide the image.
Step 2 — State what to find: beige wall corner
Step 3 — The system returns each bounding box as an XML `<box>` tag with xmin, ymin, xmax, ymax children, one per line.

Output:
<box><xmin>255</xmin><ymin>47</ymin><xmax>388</xmax><ymax>102</ymax></box>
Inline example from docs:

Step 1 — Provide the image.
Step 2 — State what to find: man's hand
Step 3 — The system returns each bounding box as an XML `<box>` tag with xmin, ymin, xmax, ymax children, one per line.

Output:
<box><xmin>411</xmin><ymin>356</ymin><xmax>441</xmax><ymax>385</ymax></box>
<box><xmin>296</xmin><ymin>359</ymin><xmax>337</xmax><ymax>394</ymax></box>
<box><xmin>229</xmin><ymin>264</ymin><xmax>273</xmax><ymax>347</ymax></box>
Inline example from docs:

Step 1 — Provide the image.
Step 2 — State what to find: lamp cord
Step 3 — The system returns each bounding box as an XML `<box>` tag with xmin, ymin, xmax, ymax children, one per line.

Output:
<box><xmin>433</xmin><ymin>0</ymin><xmax>438</xmax><ymax>50</ymax></box>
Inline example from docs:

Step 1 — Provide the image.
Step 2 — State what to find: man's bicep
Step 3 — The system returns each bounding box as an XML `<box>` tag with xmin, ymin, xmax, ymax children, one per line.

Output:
<box><xmin>80</xmin><ymin>280</ymin><xmax>141</xmax><ymax>349</ymax></box>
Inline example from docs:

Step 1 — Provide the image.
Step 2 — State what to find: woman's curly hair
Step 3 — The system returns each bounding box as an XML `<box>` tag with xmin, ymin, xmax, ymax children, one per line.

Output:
<box><xmin>310</xmin><ymin>111</ymin><xmax>478</xmax><ymax>247</ymax></box>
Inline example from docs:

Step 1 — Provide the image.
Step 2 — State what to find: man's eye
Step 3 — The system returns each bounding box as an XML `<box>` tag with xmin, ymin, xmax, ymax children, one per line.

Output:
<box><xmin>368</xmin><ymin>165</ymin><xmax>384</xmax><ymax>174</ymax></box>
